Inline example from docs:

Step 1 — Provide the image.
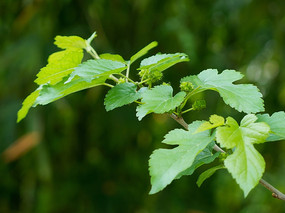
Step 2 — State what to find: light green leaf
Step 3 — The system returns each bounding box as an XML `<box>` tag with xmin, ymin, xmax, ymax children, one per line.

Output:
<box><xmin>66</xmin><ymin>59</ymin><xmax>127</xmax><ymax>83</ymax></box>
<box><xmin>195</xmin><ymin>114</ymin><xmax>225</xmax><ymax>133</ymax></box>
<box><xmin>138</xmin><ymin>53</ymin><xmax>189</xmax><ymax>72</ymax></box>
<box><xmin>17</xmin><ymin>89</ymin><xmax>41</xmax><ymax>123</ymax></box>
<box><xmin>34</xmin><ymin>76</ymin><xmax>106</xmax><ymax>106</ymax></box>
<box><xmin>136</xmin><ymin>85</ymin><xmax>186</xmax><ymax>120</ymax></box>
<box><xmin>197</xmin><ymin>165</ymin><xmax>225</xmax><ymax>187</ymax></box>
<box><xmin>216</xmin><ymin>114</ymin><xmax>270</xmax><ymax>196</ymax></box>
<box><xmin>149</xmin><ymin>121</ymin><xmax>215</xmax><ymax>194</ymax></box>
<box><xmin>100</xmin><ymin>53</ymin><xmax>126</xmax><ymax>64</ymax></box>
<box><xmin>257</xmin><ymin>111</ymin><xmax>285</xmax><ymax>141</ymax></box>
<box><xmin>130</xmin><ymin>41</ymin><xmax>158</xmax><ymax>64</ymax></box>
<box><xmin>54</xmin><ymin>35</ymin><xmax>87</xmax><ymax>49</ymax></box>
<box><xmin>175</xmin><ymin>141</ymin><xmax>220</xmax><ymax>179</ymax></box>
<box><xmin>104</xmin><ymin>82</ymin><xmax>141</xmax><ymax>111</ymax></box>
<box><xmin>35</xmin><ymin>49</ymin><xmax>83</xmax><ymax>85</ymax></box>
<box><xmin>181</xmin><ymin>69</ymin><xmax>264</xmax><ymax>113</ymax></box>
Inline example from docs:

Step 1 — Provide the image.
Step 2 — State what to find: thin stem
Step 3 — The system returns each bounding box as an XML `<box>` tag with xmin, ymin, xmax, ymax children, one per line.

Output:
<box><xmin>104</xmin><ymin>83</ymin><xmax>114</xmax><ymax>88</ymax></box>
<box><xmin>126</xmin><ymin>63</ymin><xmax>131</xmax><ymax>82</ymax></box>
<box><xmin>139</xmin><ymin>78</ymin><xmax>151</xmax><ymax>85</ymax></box>
<box><xmin>135</xmin><ymin>100</ymin><xmax>143</xmax><ymax>104</ymax></box>
<box><xmin>108</xmin><ymin>75</ymin><xmax>119</xmax><ymax>82</ymax></box>
<box><xmin>86</xmin><ymin>45</ymin><xmax>100</xmax><ymax>59</ymax></box>
<box><xmin>117</xmin><ymin>73</ymin><xmax>136</xmax><ymax>84</ymax></box>
<box><xmin>181</xmin><ymin>108</ymin><xmax>194</xmax><ymax>114</ymax></box>
<box><xmin>179</xmin><ymin>86</ymin><xmax>202</xmax><ymax>112</ymax></box>
<box><xmin>169</xmin><ymin>113</ymin><xmax>285</xmax><ymax>201</ymax></box>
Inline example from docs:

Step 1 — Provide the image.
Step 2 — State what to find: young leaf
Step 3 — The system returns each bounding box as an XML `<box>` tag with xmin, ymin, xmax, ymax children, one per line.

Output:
<box><xmin>149</xmin><ymin>121</ymin><xmax>215</xmax><ymax>194</ymax></box>
<box><xmin>130</xmin><ymin>41</ymin><xmax>158</xmax><ymax>64</ymax></box>
<box><xmin>181</xmin><ymin>69</ymin><xmax>264</xmax><ymax>114</ymax></box>
<box><xmin>99</xmin><ymin>53</ymin><xmax>126</xmax><ymax>64</ymax></box>
<box><xmin>175</xmin><ymin>141</ymin><xmax>220</xmax><ymax>180</ymax></box>
<box><xmin>54</xmin><ymin>35</ymin><xmax>87</xmax><ymax>49</ymax></box>
<box><xmin>136</xmin><ymin>85</ymin><xmax>186</xmax><ymax>120</ymax></box>
<box><xmin>35</xmin><ymin>49</ymin><xmax>83</xmax><ymax>85</ymax></box>
<box><xmin>196</xmin><ymin>165</ymin><xmax>225</xmax><ymax>187</ymax></box>
<box><xmin>66</xmin><ymin>59</ymin><xmax>127</xmax><ymax>83</ymax></box>
<box><xmin>34</xmin><ymin>76</ymin><xmax>106</xmax><ymax>106</ymax></box>
<box><xmin>257</xmin><ymin>111</ymin><xmax>285</xmax><ymax>141</ymax></box>
<box><xmin>195</xmin><ymin>114</ymin><xmax>225</xmax><ymax>133</ymax></box>
<box><xmin>17</xmin><ymin>89</ymin><xmax>41</xmax><ymax>123</ymax></box>
<box><xmin>138</xmin><ymin>53</ymin><xmax>189</xmax><ymax>72</ymax></box>
<box><xmin>216</xmin><ymin>114</ymin><xmax>270</xmax><ymax>196</ymax></box>
<box><xmin>104</xmin><ymin>82</ymin><xmax>141</xmax><ymax>111</ymax></box>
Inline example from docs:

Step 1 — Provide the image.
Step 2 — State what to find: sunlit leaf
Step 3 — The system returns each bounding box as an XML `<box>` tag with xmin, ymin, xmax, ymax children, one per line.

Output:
<box><xmin>216</xmin><ymin>114</ymin><xmax>270</xmax><ymax>196</ymax></box>
<box><xmin>181</xmin><ymin>69</ymin><xmax>264</xmax><ymax>113</ymax></box>
<box><xmin>257</xmin><ymin>111</ymin><xmax>285</xmax><ymax>141</ymax></box>
<box><xmin>149</xmin><ymin>121</ymin><xmax>215</xmax><ymax>194</ymax></box>
<box><xmin>136</xmin><ymin>85</ymin><xmax>186</xmax><ymax>120</ymax></box>
<box><xmin>35</xmin><ymin>76</ymin><xmax>106</xmax><ymax>106</ymax></box>
<box><xmin>138</xmin><ymin>53</ymin><xmax>189</xmax><ymax>72</ymax></box>
<box><xmin>17</xmin><ymin>89</ymin><xmax>41</xmax><ymax>123</ymax></box>
<box><xmin>54</xmin><ymin>35</ymin><xmax>87</xmax><ymax>49</ymax></box>
<box><xmin>35</xmin><ymin>49</ymin><xmax>83</xmax><ymax>85</ymax></box>
<box><xmin>100</xmin><ymin>53</ymin><xmax>126</xmax><ymax>64</ymax></box>
<box><xmin>195</xmin><ymin>114</ymin><xmax>225</xmax><ymax>133</ymax></box>
<box><xmin>66</xmin><ymin>59</ymin><xmax>127</xmax><ymax>83</ymax></box>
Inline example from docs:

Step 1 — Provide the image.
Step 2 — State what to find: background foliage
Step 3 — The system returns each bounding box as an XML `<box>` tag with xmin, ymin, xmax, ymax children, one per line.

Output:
<box><xmin>1</xmin><ymin>0</ymin><xmax>285</xmax><ymax>212</ymax></box>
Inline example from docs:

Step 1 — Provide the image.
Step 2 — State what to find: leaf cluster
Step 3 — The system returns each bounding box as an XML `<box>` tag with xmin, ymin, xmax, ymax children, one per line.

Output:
<box><xmin>17</xmin><ymin>32</ymin><xmax>285</xmax><ymax>198</ymax></box>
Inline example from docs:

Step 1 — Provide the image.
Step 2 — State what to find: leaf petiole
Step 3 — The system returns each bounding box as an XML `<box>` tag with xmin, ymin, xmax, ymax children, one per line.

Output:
<box><xmin>181</xmin><ymin>107</ymin><xmax>194</xmax><ymax>114</ymax></box>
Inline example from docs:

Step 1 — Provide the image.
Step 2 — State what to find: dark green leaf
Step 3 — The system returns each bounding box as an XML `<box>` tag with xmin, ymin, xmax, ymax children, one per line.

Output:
<box><xmin>196</xmin><ymin>165</ymin><xmax>225</xmax><ymax>187</ymax></box>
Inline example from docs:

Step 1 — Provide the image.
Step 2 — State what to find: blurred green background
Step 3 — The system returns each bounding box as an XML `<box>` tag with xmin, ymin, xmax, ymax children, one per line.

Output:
<box><xmin>1</xmin><ymin>0</ymin><xmax>285</xmax><ymax>212</ymax></box>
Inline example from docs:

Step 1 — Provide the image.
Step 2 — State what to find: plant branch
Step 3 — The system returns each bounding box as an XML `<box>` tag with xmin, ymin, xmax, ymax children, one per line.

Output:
<box><xmin>169</xmin><ymin>113</ymin><xmax>285</xmax><ymax>201</ymax></box>
<box><xmin>259</xmin><ymin>179</ymin><xmax>285</xmax><ymax>201</ymax></box>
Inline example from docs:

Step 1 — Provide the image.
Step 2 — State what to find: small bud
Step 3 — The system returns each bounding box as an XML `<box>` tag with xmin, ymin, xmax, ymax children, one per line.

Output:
<box><xmin>138</xmin><ymin>69</ymin><xmax>148</xmax><ymax>78</ymax></box>
<box><xmin>117</xmin><ymin>78</ymin><xmax>126</xmax><ymax>84</ymax></box>
<box><xmin>149</xmin><ymin>70</ymin><xmax>163</xmax><ymax>82</ymax></box>
<box><xmin>180</xmin><ymin>81</ymin><xmax>194</xmax><ymax>92</ymax></box>
<box><xmin>218</xmin><ymin>152</ymin><xmax>228</xmax><ymax>163</ymax></box>
<box><xmin>192</xmin><ymin>100</ymin><xmax>206</xmax><ymax>110</ymax></box>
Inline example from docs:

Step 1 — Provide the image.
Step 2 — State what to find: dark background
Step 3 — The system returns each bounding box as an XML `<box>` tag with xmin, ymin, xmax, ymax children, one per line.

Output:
<box><xmin>1</xmin><ymin>0</ymin><xmax>285</xmax><ymax>212</ymax></box>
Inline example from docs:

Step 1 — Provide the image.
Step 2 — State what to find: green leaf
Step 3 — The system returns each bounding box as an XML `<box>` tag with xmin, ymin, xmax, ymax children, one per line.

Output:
<box><xmin>136</xmin><ymin>85</ymin><xmax>186</xmax><ymax>120</ymax></box>
<box><xmin>17</xmin><ymin>89</ymin><xmax>41</xmax><ymax>123</ymax></box>
<box><xmin>216</xmin><ymin>114</ymin><xmax>270</xmax><ymax>196</ymax></box>
<box><xmin>175</xmin><ymin>141</ymin><xmax>220</xmax><ymax>179</ymax></box>
<box><xmin>35</xmin><ymin>49</ymin><xmax>83</xmax><ymax>85</ymax></box>
<box><xmin>195</xmin><ymin>114</ymin><xmax>225</xmax><ymax>133</ymax></box>
<box><xmin>54</xmin><ymin>35</ymin><xmax>87</xmax><ymax>49</ymax></box>
<box><xmin>149</xmin><ymin>121</ymin><xmax>215</xmax><ymax>194</ymax></box>
<box><xmin>196</xmin><ymin>165</ymin><xmax>225</xmax><ymax>187</ymax></box>
<box><xmin>34</xmin><ymin>76</ymin><xmax>106</xmax><ymax>106</ymax></box>
<box><xmin>257</xmin><ymin>111</ymin><xmax>285</xmax><ymax>141</ymax></box>
<box><xmin>181</xmin><ymin>69</ymin><xmax>264</xmax><ymax>113</ymax></box>
<box><xmin>138</xmin><ymin>53</ymin><xmax>189</xmax><ymax>72</ymax></box>
<box><xmin>130</xmin><ymin>41</ymin><xmax>158</xmax><ymax>64</ymax></box>
<box><xmin>100</xmin><ymin>53</ymin><xmax>126</xmax><ymax>64</ymax></box>
<box><xmin>104</xmin><ymin>82</ymin><xmax>141</xmax><ymax>111</ymax></box>
<box><xmin>66</xmin><ymin>59</ymin><xmax>127</xmax><ymax>83</ymax></box>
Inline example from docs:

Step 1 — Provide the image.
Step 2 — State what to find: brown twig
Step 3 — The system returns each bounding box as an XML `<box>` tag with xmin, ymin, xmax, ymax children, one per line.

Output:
<box><xmin>169</xmin><ymin>113</ymin><xmax>285</xmax><ymax>201</ymax></box>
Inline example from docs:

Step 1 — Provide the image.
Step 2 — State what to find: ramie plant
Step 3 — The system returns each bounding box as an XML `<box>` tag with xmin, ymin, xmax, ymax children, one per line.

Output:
<box><xmin>17</xmin><ymin>32</ymin><xmax>285</xmax><ymax>200</ymax></box>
